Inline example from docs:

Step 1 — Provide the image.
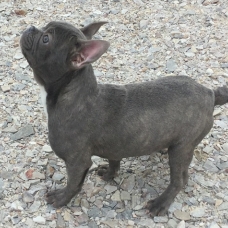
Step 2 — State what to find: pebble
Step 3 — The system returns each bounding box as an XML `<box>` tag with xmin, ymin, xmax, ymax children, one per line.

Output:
<box><xmin>111</xmin><ymin>190</ymin><xmax>121</xmax><ymax>201</ymax></box>
<box><xmin>217</xmin><ymin>202</ymin><xmax>228</xmax><ymax>211</ymax></box>
<box><xmin>22</xmin><ymin>191</ymin><xmax>34</xmax><ymax>203</ymax></box>
<box><xmin>14</xmin><ymin>52</ymin><xmax>24</xmax><ymax>60</ymax></box>
<box><xmin>121</xmin><ymin>175</ymin><xmax>135</xmax><ymax>192</ymax></box>
<box><xmin>166</xmin><ymin>59</ymin><xmax>177</xmax><ymax>72</ymax></box>
<box><xmin>177</xmin><ymin>220</ymin><xmax>186</xmax><ymax>228</ymax></box>
<box><xmin>140</xmin><ymin>20</ymin><xmax>148</xmax><ymax>29</ymax></box>
<box><xmin>52</xmin><ymin>172</ymin><xmax>65</xmax><ymax>182</ymax></box>
<box><xmin>10</xmin><ymin>201</ymin><xmax>24</xmax><ymax>211</ymax></box>
<box><xmin>33</xmin><ymin>216</ymin><xmax>46</xmax><ymax>225</ymax></box>
<box><xmin>104</xmin><ymin>185</ymin><xmax>117</xmax><ymax>194</ymax></box>
<box><xmin>120</xmin><ymin>191</ymin><xmax>131</xmax><ymax>200</ymax></box>
<box><xmin>56</xmin><ymin>213</ymin><xmax>65</xmax><ymax>227</ymax></box>
<box><xmin>42</xmin><ymin>145</ymin><xmax>52</xmax><ymax>152</ymax></box>
<box><xmin>1</xmin><ymin>85</ymin><xmax>10</xmax><ymax>92</ymax></box>
<box><xmin>209</xmin><ymin>222</ymin><xmax>220</xmax><ymax>228</ymax></box>
<box><xmin>174</xmin><ymin>210</ymin><xmax>191</xmax><ymax>221</ymax></box>
<box><xmin>10</xmin><ymin>125</ymin><xmax>34</xmax><ymax>141</ymax></box>
<box><xmin>203</xmin><ymin>160</ymin><xmax>219</xmax><ymax>172</ymax></box>
<box><xmin>190</xmin><ymin>207</ymin><xmax>205</xmax><ymax>217</ymax></box>
<box><xmin>168</xmin><ymin>219</ymin><xmax>178</xmax><ymax>228</ymax></box>
<box><xmin>221</xmin><ymin>143</ymin><xmax>228</xmax><ymax>153</ymax></box>
<box><xmin>154</xmin><ymin>216</ymin><xmax>169</xmax><ymax>223</ymax></box>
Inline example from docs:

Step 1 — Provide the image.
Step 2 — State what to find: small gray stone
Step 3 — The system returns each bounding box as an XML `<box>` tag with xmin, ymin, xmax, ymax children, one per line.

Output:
<box><xmin>177</xmin><ymin>220</ymin><xmax>186</xmax><ymax>228</ymax></box>
<box><xmin>121</xmin><ymin>175</ymin><xmax>135</xmax><ymax>192</ymax></box>
<box><xmin>104</xmin><ymin>185</ymin><xmax>117</xmax><ymax>194</ymax></box>
<box><xmin>120</xmin><ymin>191</ymin><xmax>131</xmax><ymax>200</ymax></box>
<box><xmin>42</xmin><ymin>145</ymin><xmax>52</xmax><ymax>152</ymax></box>
<box><xmin>214</xmin><ymin>120</ymin><xmax>228</xmax><ymax>129</ymax></box>
<box><xmin>138</xmin><ymin>219</ymin><xmax>155</xmax><ymax>227</ymax></box>
<box><xmin>106</xmin><ymin>210</ymin><xmax>117</xmax><ymax>219</ymax></box>
<box><xmin>11</xmin><ymin>201</ymin><xmax>24</xmax><ymax>211</ymax></box>
<box><xmin>166</xmin><ymin>59</ymin><xmax>177</xmax><ymax>72</ymax></box>
<box><xmin>88</xmin><ymin>206</ymin><xmax>102</xmax><ymax>218</ymax></box>
<box><xmin>190</xmin><ymin>207</ymin><xmax>205</xmax><ymax>217</ymax></box>
<box><xmin>94</xmin><ymin>70</ymin><xmax>103</xmax><ymax>77</ymax></box>
<box><xmin>174</xmin><ymin>210</ymin><xmax>191</xmax><ymax>221</ymax></box>
<box><xmin>203</xmin><ymin>160</ymin><xmax>219</xmax><ymax>172</ymax></box>
<box><xmin>20</xmin><ymin>61</ymin><xmax>29</xmax><ymax>69</ymax></box>
<box><xmin>168</xmin><ymin>219</ymin><xmax>177</xmax><ymax>228</ymax></box>
<box><xmin>209</xmin><ymin>222</ymin><xmax>220</xmax><ymax>228</ymax></box>
<box><xmin>22</xmin><ymin>191</ymin><xmax>34</xmax><ymax>203</ymax></box>
<box><xmin>11</xmin><ymin>216</ymin><xmax>21</xmax><ymax>225</ymax></box>
<box><xmin>29</xmin><ymin>201</ymin><xmax>41</xmax><ymax>213</ymax></box>
<box><xmin>11</xmin><ymin>125</ymin><xmax>34</xmax><ymax>141</ymax></box>
<box><xmin>221</xmin><ymin>63</ymin><xmax>228</xmax><ymax>68</ymax></box>
<box><xmin>203</xmin><ymin>145</ymin><xmax>213</xmax><ymax>153</ymax></box>
<box><xmin>76</xmin><ymin>213</ymin><xmax>89</xmax><ymax>224</ymax></box>
<box><xmin>133</xmin><ymin>0</ymin><xmax>144</xmax><ymax>5</ymax></box>
<box><xmin>221</xmin><ymin>143</ymin><xmax>228</xmax><ymax>153</ymax></box>
<box><xmin>88</xmin><ymin>221</ymin><xmax>98</xmax><ymax>228</ymax></box>
<box><xmin>217</xmin><ymin>162</ymin><xmax>228</xmax><ymax>170</ymax></box>
<box><xmin>14</xmin><ymin>52</ymin><xmax>24</xmax><ymax>59</ymax></box>
<box><xmin>202</xmin><ymin>196</ymin><xmax>215</xmax><ymax>205</ymax></box>
<box><xmin>116</xmin><ymin>209</ymin><xmax>133</xmax><ymax>219</ymax></box>
<box><xmin>52</xmin><ymin>172</ymin><xmax>65</xmax><ymax>182</ymax></box>
<box><xmin>56</xmin><ymin>213</ymin><xmax>65</xmax><ymax>228</ymax></box>
<box><xmin>140</xmin><ymin>20</ymin><xmax>148</xmax><ymax>29</ymax></box>
<box><xmin>145</xmin><ymin>184</ymin><xmax>158</xmax><ymax>197</ymax></box>
<box><xmin>218</xmin><ymin>202</ymin><xmax>228</xmax><ymax>211</ymax></box>
<box><xmin>0</xmin><ymin>145</ymin><xmax>4</xmax><ymax>152</ymax></box>
<box><xmin>2</xmin><ymin>126</ymin><xmax>18</xmax><ymax>133</ymax></box>
<box><xmin>12</xmin><ymin>83</ymin><xmax>26</xmax><ymax>91</ymax></box>
<box><xmin>33</xmin><ymin>216</ymin><xmax>46</xmax><ymax>225</ymax></box>
<box><xmin>1</xmin><ymin>85</ymin><xmax>10</xmax><ymax>92</ymax></box>
<box><xmin>111</xmin><ymin>190</ymin><xmax>121</xmax><ymax>201</ymax></box>
<box><xmin>81</xmin><ymin>198</ymin><xmax>89</xmax><ymax>211</ymax></box>
<box><xmin>154</xmin><ymin>216</ymin><xmax>168</xmax><ymax>223</ymax></box>
<box><xmin>0</xmin><ymin>178</ymin><xmax>4</xmax><ymax>191</ymax></box>
<box><xmin>149</xmin><ymin>47</ymin><xmax>161</xmax><ymax>53</ymax></box>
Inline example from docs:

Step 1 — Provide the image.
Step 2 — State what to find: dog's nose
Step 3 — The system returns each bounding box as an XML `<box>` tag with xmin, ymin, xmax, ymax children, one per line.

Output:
<box><xmin>29</xmin><ymin>26</ymin><xmax>35</xmax><ymax>32</ymax></box>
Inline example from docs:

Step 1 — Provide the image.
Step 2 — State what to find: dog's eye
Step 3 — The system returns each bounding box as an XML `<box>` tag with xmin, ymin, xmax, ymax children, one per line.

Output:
<box><xmin>43</xmin><ymin>35</ymin><xmax>49</xmax><ymax>43</ymax></box>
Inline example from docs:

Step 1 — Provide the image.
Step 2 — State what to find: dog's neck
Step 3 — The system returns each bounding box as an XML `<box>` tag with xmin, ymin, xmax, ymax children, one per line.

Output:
<box><xmin>43</xmin><ymin>64</ymin><xmax>98</xmax><ymax>107</ymax></box>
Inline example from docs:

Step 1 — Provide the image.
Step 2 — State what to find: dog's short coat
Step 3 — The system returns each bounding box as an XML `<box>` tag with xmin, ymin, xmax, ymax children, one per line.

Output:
<box><xmin>20</xmin><ymin>21</ymin><xmax>228</xmax><ymax>216</ymax></box>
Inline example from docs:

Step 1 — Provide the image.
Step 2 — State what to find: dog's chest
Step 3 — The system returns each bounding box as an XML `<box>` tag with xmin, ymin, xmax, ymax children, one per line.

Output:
<box><xmin>39</xmin><ymin>85</ymin><xmax>48</xmax><ymax>117</ymax></box>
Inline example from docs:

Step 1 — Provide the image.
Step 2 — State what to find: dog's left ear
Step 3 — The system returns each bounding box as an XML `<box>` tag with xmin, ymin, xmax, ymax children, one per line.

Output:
<box><xmin>71</xmin><ymin>40</ymin><xmax>110</xmax><ymax>69</ymax></box>
<box><xmin>81</xmin><ymin>22</ymin><xmax>107</xmax><ymax>40</ymax></box>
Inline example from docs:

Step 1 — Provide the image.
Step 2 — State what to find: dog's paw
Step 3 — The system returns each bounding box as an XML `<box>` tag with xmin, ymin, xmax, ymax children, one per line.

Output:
<box><xmin>46</xmin><ymin>187</ymin><xmax>71</xmax><ymax>208</ymax></box>
<box><xmin>97</xmin><ymin>165</ymin><xmax>114</xmax><ymax>181</ymax></box>
<box><xmin>145</xmin><ymin>199</ymin><xmax>169</xmax><ymax>217</ymax></box>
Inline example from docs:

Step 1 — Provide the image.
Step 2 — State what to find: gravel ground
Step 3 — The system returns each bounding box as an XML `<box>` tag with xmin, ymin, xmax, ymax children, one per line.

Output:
<box><xmin>1</xmin><ymin>0</ymin><xmax>228</xmax><ymax>227</ymax></box>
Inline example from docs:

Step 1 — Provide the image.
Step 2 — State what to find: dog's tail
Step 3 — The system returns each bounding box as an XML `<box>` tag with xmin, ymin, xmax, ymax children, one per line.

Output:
<box><xmin>214</xmin><ymin>86</ymin><xmax>228</xmax><ymax>106</ymax></box>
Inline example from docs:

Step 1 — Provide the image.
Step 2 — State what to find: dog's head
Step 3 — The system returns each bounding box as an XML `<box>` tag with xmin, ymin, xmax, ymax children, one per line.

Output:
<box><xmin>20</xmin><ymin>21</ymin><xmax>110</xmax><ymax>85</ymax></box>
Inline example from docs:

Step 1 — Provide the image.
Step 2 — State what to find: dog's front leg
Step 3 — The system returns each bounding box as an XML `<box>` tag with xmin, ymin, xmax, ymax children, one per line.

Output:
<box><xmin>46</xmin><ymin>159</ymin><xmax>92</xmax><ymax>208</ymax></box>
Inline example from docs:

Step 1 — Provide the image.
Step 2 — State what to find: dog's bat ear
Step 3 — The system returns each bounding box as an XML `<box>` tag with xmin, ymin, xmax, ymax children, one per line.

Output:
<box><xmin>71</xmin><ymin>40</ymin><xmax>110</xmax><ymax>69</ymax></box>
<box><xmin>80</xmin><ymin>22</ymin><xmax>108</xmax><ymax>40</ymax></box>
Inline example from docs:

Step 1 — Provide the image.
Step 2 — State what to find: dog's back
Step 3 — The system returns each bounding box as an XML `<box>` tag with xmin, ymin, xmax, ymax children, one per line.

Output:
<box><xmin>93</xmin><ymin>76</ymin><xmax>214</xmax><ymax>159</ymax></box>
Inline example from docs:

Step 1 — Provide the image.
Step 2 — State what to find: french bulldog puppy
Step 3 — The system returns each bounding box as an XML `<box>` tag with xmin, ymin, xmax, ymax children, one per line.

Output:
<box><xmin>20</xmin><ymin>21</ymin><xmax>228</xmax><ymax>216</ymax></box>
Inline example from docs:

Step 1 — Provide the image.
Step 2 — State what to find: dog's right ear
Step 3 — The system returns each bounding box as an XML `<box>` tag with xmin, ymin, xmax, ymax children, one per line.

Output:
<box><xmin>81</xmin><ymin>22</ymin><xmax>108</xmax><ymax>40</ymax></box>
<box><xmin>71</xmin><ymin>39</ymin><xmax>110</xmax><ymax>69</ymax></box>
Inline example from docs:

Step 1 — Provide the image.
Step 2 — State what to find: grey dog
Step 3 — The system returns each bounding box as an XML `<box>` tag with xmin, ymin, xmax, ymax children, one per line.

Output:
<box><xmin>20</xmin><ymin>21</ymin><xmax>228</xmax><ymax>216</ymax></box>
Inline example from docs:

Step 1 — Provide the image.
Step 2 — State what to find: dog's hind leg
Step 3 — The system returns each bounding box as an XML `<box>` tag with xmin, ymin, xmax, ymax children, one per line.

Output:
<box><xmin>46</xmin><ymin>159</ymin><xmax>92</xmax><ymax>208</ymax></box>
<box><xmin>97</xmin><ymin>160</ymin><xmax>120</xmax><ymax>181</ymax></box>
<box><xmin>146</xmin><ymin>143</ymin><xmax>195</xmax><ymax>216</ymax></box>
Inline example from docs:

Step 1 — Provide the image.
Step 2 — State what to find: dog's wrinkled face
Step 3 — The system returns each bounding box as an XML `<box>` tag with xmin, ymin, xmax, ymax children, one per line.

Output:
<box><xmin>20</xmin><ymin>21</ymin><xmax>110</xmax><ymax>86</ymax></box>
